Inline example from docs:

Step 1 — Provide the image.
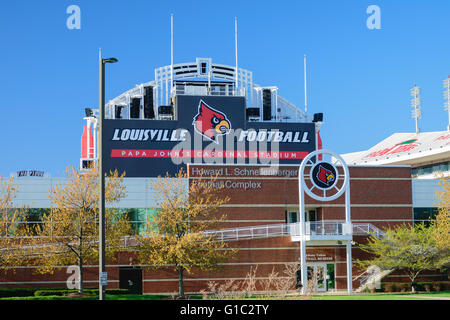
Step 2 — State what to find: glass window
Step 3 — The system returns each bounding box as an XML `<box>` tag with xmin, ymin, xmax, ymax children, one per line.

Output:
<box><xmin>201</xmin><ymin>62</ymin><xmax>207</xmax><ymax>74</ymax></box>
<box><xmin>423</xmin><ymin>166</ymin><xmax>432</xmax><ymax>175</ymax></box>
<box><xmin>16</xmin><ymin>208</ymin><xmax>48</xmax><ymax>235</ymax></box>
<box><xmin>413</xmin><ymin>207</ymin><xmax>439</xmax><ymax>226</ymax></box>
<box><xmin>308</xmin><ymin>210</ymin><xmax>317</xmax><ymax>222</ymax></box>
<box><xmin>114</xmin><ymin>208</ymin><xmax>159</xmax><ymax>235</ymax></box>
<box><xmin>132</xmin><ymin>208</ymin><xmax>159</xmax><ymax>234</ymax></box>
<box><xmin>440</xmin><ymin>162</ymin><xmax>449</xmax><ymax>172</ymax></box>
<box><xmin>286</xmin><ymin>211</ymin><xmax>298</xmax><ymax>223</ymax></box>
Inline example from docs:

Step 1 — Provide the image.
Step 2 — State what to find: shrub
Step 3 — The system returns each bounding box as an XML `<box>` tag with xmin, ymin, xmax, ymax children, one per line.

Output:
<box><xmin>399</xmin><ymin>283</ymin><xmax>410</xmax><ymax>292</ymax></box>
<box><xmin>383</xmin><ymin>283</ymin><xmax>395</xmax><ymax>292</ymax></box>
<box><xmin>442</xmin><ymin>281</ymin><xmax>450</xmax><ymax>290</ymax></box>
<box><xmin>83</xmin><ymin>288</ymin><xmax>131</xmax><ymax>295</ymax></box>
<box><xmin>106</xmin><ymin>289</ymin><xmax>131</xmax><ymax>295</ymax></box>
<box><xmin>383</xmin><ymin>281</ymin><xmax>450</xmax><ymax>293</ymax></box>
<box><xmin>432</xmin><ymin>282</ymin><xmax>442</xmax><ymax>292</ymax></box>
<box><xmin>34</xmin><ymin>290</ymin><xmax>77</xmax><ymax>297</ymax></box>
<box><xmin>1</xmin><ymin>287</ymin><xmax>132</xmax><ymax>298</ymax></box>
<box><xmin>34</xmin><ymin>288</ymin><xmax>131</xmax><ymax>297</ymax></box>
<box><xmin>417</xmin><ymin>282</ymin><xmax>432</xmax><ymax>292</ymax></box>
<box><xmin>0</xmin><ymin>288</ymin><xmax>36</xmax><ymax>298</ymax></box>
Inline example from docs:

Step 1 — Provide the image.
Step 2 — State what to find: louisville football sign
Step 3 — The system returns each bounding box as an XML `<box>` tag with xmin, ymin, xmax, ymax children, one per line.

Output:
<box><xmin>103</xmin><ymin>95</ymin><xmax>316</xmax><ymax>177</ymax></box>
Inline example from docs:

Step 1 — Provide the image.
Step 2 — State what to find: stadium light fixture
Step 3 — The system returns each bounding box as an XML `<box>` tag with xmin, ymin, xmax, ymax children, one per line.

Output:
<box><xmin>85</xmin><ymin>108</ymin><xmax>95</xmax><ymax>118</ymax></box>
<box><xmin>410</xmin><ymin>84</ymin><xmax>421</xmax><ymax>134</ymax></box>
<box><xmin>444</xmin><ymin>76</ymin><xmax>450</xmax><ymax>131</ymax></box>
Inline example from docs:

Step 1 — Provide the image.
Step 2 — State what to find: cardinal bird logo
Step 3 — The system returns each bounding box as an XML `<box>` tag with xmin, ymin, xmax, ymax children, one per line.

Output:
<box><xmin>193</xmin><ymin>100</ymin><xmax>231</xmax><ymax>143</ymax></box>
<box><xmin>316</xmin><ymin>165</ymin><xmax>335</xmax><ymax>186</ymax></box>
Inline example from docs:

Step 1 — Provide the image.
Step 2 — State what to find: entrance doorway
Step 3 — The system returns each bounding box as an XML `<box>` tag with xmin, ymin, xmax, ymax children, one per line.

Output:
<box><xmin>296</xmin><ymin>263</ymin><xmax>335</xmax><ymax>292</ymax></box>
<box><xmin>119</xmin><ymin>267</ymin><xmax>143</xmax><ymax>294</ymax></box>
<box><xmin>304</xmin><ymin>263</ymin><xmax>335</xmax><ymax>292</ymax></box>
<box><xmin>307</xmin><ymin>264</ymin><xmax>327</xmax><ymax>292</ymax></box>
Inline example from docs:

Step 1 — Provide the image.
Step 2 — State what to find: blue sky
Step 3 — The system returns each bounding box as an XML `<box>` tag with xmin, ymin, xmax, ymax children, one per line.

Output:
<box><xmin>1</xmin><ymin>0</ymin><xmax>450</xmax><ymax>177</ymax></box>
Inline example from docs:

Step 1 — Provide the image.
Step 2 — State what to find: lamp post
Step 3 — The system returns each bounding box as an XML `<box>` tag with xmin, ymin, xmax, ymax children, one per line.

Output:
<box><xmin>98</xmin><ymin>54</ymin><xmax>118</xmax><ymax>301</ymax></box>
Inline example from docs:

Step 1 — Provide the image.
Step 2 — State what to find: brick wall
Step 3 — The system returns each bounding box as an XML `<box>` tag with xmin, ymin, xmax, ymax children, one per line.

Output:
<box><xmin>2</xmin><ymin>164</ymin><xmax>445</xmax><ymax>293</ymax></box>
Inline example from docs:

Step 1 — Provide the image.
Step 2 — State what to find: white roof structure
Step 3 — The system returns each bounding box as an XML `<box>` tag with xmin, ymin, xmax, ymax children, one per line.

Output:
<box><xmin>104</xmin><ymin>57</ymin><xmax>311</xmax><ymax>123</ymax></box>
<box><xmin>341</xmin><ymin>131</ymin><xmax>450</xmax><ymax>167</ymax></box>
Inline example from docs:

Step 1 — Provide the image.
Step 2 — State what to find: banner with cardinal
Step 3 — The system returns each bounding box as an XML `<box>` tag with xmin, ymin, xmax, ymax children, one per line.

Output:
<box><xmin>104</xmin><ymin>95</ymin><xmax>316</xmax><ymax>177</ymax></box>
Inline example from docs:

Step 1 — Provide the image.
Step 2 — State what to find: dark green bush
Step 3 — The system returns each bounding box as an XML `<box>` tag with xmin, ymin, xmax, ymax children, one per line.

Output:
<box><xmin>34</xmin><ymin>288</ymin><xmax>131</xmax><ymax>296</ymax></box>
<box><xmin>382</xmin><ymin>281</ymin><xmax>449</xmax><ymax>292</ymax></box>
<box><xmin>0</xmin><ymin>288</ymin><xmax>36</xmax><ymax>298</ymax></box>
<box><xmin>34</xmin><ymin>289</ymin><xmax>78</xmax><ymax>297</ymax></box>
<box><xmin>1</xmin><ymin>287</ymin><xmax>131</xmax><ymax>298</ymax></box>
<box><xmin>399</xmin><ymin>283</ymin><xmax>410</xmax><ymax>292</ymax></box>
<box><xmin>84</xmin><ymin>288</ymin><xmax>131</xmax><ymax>295</ymax></box>
<box><xmin>417</xmin><ymin>282</ymin><xmax>432</xmax><ymax>291</ymax></box>
<box><xmin>382</xmin><ymin>283</ymin><xmax>396</xmax><ymax>292</ymax></box>
<box><xmin>432</xmin><ymin>282</ymin><xmax>442</xmax><ymax>292</ymax></box>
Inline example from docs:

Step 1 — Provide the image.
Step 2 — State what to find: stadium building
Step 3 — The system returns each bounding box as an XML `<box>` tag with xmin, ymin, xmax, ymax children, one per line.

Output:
<box><xmin>3</xmin><ymin>58</ymin><xmax>448</xmax><ymax>294</ymax></box>
<box><xmin>342</xmin><ymin>130</ymin><xmax>450</xmax><ymax>224</ymax></box>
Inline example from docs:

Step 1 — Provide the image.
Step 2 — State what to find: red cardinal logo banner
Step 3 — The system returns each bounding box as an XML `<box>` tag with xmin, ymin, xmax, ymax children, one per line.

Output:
<box><xmin>316</xmin><ymin>165</ymin><xmax>335</xmax><ymax>186</ymax></box>
<box><xmin>192</xmin><ymin>100</ymin><xmax>231</xmax><ymax>143</ymax></box>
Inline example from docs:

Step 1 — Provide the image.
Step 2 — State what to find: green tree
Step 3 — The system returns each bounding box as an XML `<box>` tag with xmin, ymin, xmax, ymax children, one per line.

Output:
<box><xmin>0</xmin><ymin>176</ymin><xmax>24</xmax><ymax>269</ymax></box>
<box><xmin>19</xmin><ymin>165</ymin><xmax>132</xmax><ymax>293</ymax></box>
<box><xmin>434</xmin><ymin>175</ymin><xmax>450</xmax><ymax>251</ymax></box>
<box><xmin>357</xmin><ymin>223</ymin><xmax>447</xmax><ymax>292</ymax></box>
<box><xmin>135</xmin><ymin>168</ymin><xmax>236</xmax><ymax>298</ymax></box>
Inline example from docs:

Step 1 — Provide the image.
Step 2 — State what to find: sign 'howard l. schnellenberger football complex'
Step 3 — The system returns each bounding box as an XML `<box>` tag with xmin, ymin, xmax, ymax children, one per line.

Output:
<box><xmin>104</xmin><ymin>95</ymin><xmax>316</xmax><ymax>177</ymax></box>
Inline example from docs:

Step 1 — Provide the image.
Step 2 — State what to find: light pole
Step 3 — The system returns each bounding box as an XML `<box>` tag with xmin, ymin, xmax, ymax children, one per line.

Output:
<box><xmin>410</xmin><ymin>84</ymin><xmax>421</xmax><ymax>134</ymax></box>
<box><xmin>98</xmin><ymin>54</ymin><xmax>118</xmax><ymax>301</ymax></box>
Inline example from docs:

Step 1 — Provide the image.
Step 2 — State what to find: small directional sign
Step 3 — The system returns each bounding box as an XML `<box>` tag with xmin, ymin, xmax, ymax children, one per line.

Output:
<box><xmin>100</xmin><ymin>272</ymin><xmax>108</xmax><ymax>286</ymax></box>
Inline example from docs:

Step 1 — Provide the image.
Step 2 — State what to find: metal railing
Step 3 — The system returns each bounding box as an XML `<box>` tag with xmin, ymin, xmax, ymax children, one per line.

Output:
<box><xmin>204</xmin><ymin>221</ymin><xmax>385</xmax><ymax>242</ymax></box>
<box><xmin>174</xmin><ymin>85</ymin><xmax>245</xmax><ymax>97</ymax></box>
<box><xmin>353</xmin><ymin>223</ymin><xmax>386</xmax><ymax>238</ymax></box>
<box><xmin>3</xmin><ymin>221</ymin><xmax>387</xmax><ymax>249</ymax></box>
<box><xmin>203</xmin><ymin>223</ymin><xmax>289</xmax><ymax>241</ymax></box>
<box><xmin>353</xmin><ymin>266</ymin><xmax>394</xmax><ymax>292</ymax></box>
<box><xmin>305</xmin><ymin>221</ymin><xmax>349</xmax><ymax>236</ymax></box>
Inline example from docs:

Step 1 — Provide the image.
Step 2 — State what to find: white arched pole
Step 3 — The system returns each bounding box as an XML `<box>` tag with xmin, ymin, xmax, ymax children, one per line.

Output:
<box><xmin>298</xmin><ymin>172</ymin><xmax>307</xmax><ymax>295</ymax></box>
<box><xmin>345</xmin><ymin>183</ymin><xmax>352</xmax><ymax>294</ymax></box>
<box><xmin>298</xmin><ymin>149</ymin><xmax>352</xmax><ymax>294</ymax></box>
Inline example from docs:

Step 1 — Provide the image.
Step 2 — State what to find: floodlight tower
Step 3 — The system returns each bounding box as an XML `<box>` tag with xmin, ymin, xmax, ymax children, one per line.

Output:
<box><xmin>444</xmin><ymin>76</ymin><xmax>450</xmax><ymax>131</ymax></box>
<box><xmin>411</xmin><ymin>84</ymin><xmax>421</xmax><ymax>134</ymax></box>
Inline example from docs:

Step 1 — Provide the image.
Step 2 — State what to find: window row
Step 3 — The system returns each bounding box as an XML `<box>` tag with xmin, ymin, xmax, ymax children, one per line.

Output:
<box><xmin>411</xmin><ymin>161</ymin><xmax>450</xmax><ymax>177</ymax></box>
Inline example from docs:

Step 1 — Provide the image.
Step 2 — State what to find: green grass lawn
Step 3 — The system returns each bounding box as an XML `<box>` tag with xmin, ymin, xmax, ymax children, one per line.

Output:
<box><xmin>1</xmin><ymin>291</ymin><xmax>448</xmax><ymax>301</ymax></box>
<box><xmin>301</xmin><ymin>291</ymin><xmax>450</xmax><ymax>300</ymax></box>
<box><xmin>0</xmin><ymin>294</ymin><xmax>168</xmax><ymax>300</ymax></box>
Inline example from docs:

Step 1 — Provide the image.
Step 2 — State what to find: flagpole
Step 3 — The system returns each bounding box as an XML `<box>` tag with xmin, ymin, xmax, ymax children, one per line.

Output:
<box><xmin>235</xmin><ymin>17</ymin><xmax>238</xmax><ymax>94</ymax></box>
<box><xmin>304</xmin><ymin>54</ymin><xmax>307</xmax><ymax>113</ymax></box>
<box><xmin>171</xmin><ymin>14</ymin><xmax>174</xmax><ymax>96</ymax></box>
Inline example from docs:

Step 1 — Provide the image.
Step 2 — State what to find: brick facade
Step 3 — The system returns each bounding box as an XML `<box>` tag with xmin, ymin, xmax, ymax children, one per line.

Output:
<box><xmin>0</xmin><ymin>164</ymin><xmax>445</xmax><ymax>293</ymax></box>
